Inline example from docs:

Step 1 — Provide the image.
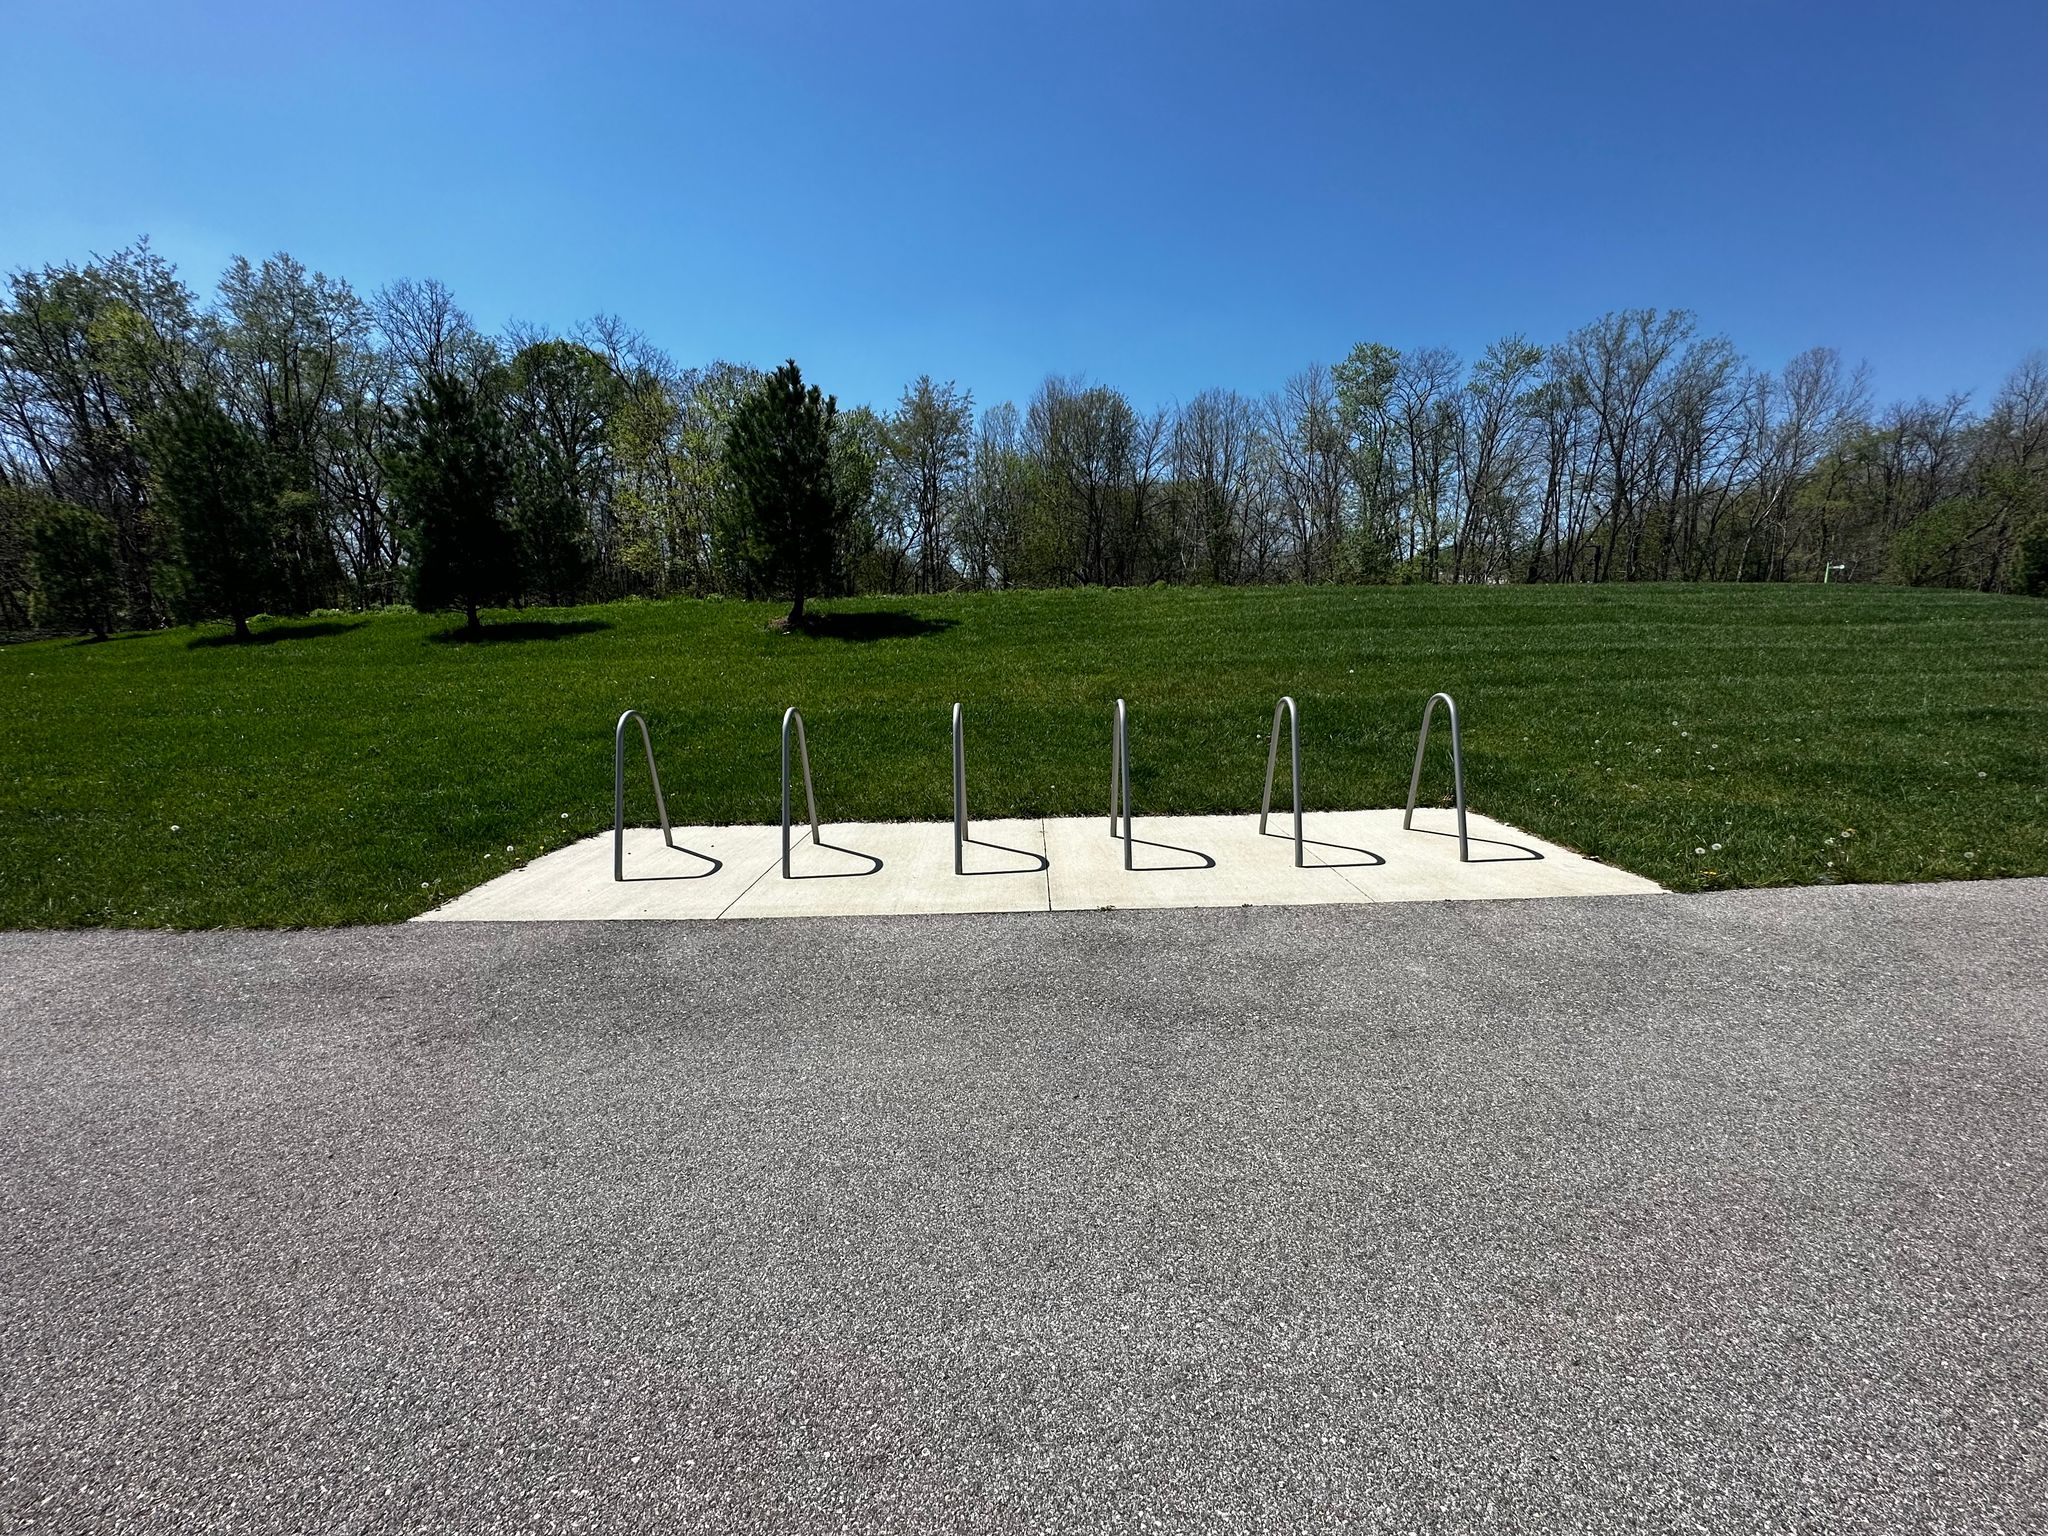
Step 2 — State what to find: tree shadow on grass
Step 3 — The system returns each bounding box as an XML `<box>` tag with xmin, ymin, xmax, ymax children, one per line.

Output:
<box><xmin>188</xmin><ymin>620</ymin><xmax>367</xmax><ymax>649</ymax></box>
<box><xmin>796</xmin><ymin>610</ymin><xmax>958</xmax><ymax>643</ymax></box>
<box><xmin>428</xmin><ymin>618</ymin><xmax>612</xmax><ymax>645</ymax></box>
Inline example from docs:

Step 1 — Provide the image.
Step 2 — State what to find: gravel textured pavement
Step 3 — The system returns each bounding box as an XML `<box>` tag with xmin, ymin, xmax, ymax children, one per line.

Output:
<box><xmin>3</xmin><ymin>881</ymin><xmax>2045</xmax><ymax>1533</ymax></box>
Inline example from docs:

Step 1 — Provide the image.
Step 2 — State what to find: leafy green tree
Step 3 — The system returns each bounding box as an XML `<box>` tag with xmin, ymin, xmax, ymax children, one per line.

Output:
<box><xmin>385</xmin><ymin>371</ymin><xmax>520</xmax><ymax>632</ymax></box>
<box><xmin>0</xmin><ymin>242</ymin><xmax>200</xmax><ymax>622</ymax></box>
<box><xmin>27</xmin><ymin>497</ymin><xmax>121</xmax><ymax>638</ymax></box>
<box><xmin>511</xmin><ymin>481</ymin><xmax>595</xmax><ymax>606</ymax></box>
<box><xmin>1889</xmin><ymin>498</ymin><xmax>1979</xmax><ymax>588</ymax></box>
<box><xmin>0</xmin><ymin>486</ymin><xmax>38</xmax><ymax>630</ymax></box>
<box><xmin>885</xmin><ymin>376</ymin><xmax>975</xmax><ymax>592</ymax></box>
<box><xmin>830</xmin><ymin>404</ymin><xmax>886</xmax><ymax>593</ymax></box>
<box><xmin>504</xmin><ymin>339</ymin><xmax>613</xmax><ymax>601</ymax></box>
<box><xmin>272</xmin><ymin>488</ymin><xmax>341</xmax><ymax>614</ymax></box>
<box><xmin>2015</xmin><ymin>513</ymin><xmax>2048</xmax><ymax>598</ymax></box>
<box><xmin>150</xmin><ymin>394</ymin><xmax>275</xmax><ymax>639</ymax></box>
<box><xmin>723</xmin><ymin>360</ymin><xmax>845</xmax><ymax>626</ymax></box>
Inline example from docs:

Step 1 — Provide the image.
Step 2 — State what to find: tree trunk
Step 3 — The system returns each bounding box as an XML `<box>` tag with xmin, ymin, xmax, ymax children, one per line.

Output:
<box><xmin>465</xmin><ymin>599</ymin><xmax>481</xmax><ymax>633</ymax></box>
<box><xmin>234</xmin><ymin>612</ymin><xmax>251</xmax><ymax>641</ymax></box>
<box><xmin>788</xmin><ymin>587</ymin><xmax>807</xmax><ymax>628</ymax></box>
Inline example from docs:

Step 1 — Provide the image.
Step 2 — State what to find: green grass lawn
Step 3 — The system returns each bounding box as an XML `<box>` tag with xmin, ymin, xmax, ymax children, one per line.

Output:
<box><xmin>3</xmin><ymin>583</ymin><xmax>2043</xmax><ymax>927</ymax></box>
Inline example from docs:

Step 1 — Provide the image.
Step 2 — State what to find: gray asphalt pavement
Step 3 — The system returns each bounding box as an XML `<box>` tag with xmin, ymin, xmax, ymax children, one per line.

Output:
<box><xmin>3</xmin><ymin>882</ymin><xmax>2045</xmax><ymax>1533</ymax></box>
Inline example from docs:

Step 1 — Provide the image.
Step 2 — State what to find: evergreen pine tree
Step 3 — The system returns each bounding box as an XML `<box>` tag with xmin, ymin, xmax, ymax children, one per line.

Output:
<box><xmin>724</xmin><ymin>360</ymin><xmax>844</xmax><ymax>627</ymax></box>
<box><xmin>511</xmin><ymin>478</ymin><xmax>594</xmax><ymax>606</ymax></box>
<box><xmin>385</xmin><ymin>372</ymin><xmax>520</xmax><ymax>632</ymax></box>
<box><xmin>151</xmin><ymin>394</ymin><xmax>275</xmax><ymax>640</ymax></box>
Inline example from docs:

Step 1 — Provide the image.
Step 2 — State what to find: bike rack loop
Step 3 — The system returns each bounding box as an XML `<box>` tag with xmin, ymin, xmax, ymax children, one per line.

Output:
<box><xmin>952</xmin><ymin>702</ymin><xmax>968</xmax><ymax>875</ymax></box>
<box><xmin>952</xmin><ymin>702</ymin><xmax>1049</xmax><ymax>878</ymax></box>
<box><xmin>781</xmin><ymin>706</ymin><xmax>823</xmax><ymax>879</ymax></box>
<box><xmin>613</xmin><ymin>709</ymin><xmax>678</xmax><ymax>882</ymax></box>
<box><xmin>1259</xmin><ymin>695</ymin><xmax>1304</xmax><ymax>867</ymax></box>
<box><xmin>1107</xmin><ymin>698</ymin><xmax>1133</xmax><ymax>870</ymax></box>
<box><xmin>1403</xmin><ymin>692</ymin><xmax>1470</xmax><ymax>862</ymax></box>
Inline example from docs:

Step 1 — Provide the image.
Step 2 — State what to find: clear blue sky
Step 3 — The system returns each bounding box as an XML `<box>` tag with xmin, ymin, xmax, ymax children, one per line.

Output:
<box><xmin>6</xmin><ymin>0</ymin><xmax>2043</xmax><ymax>413</ymax></box>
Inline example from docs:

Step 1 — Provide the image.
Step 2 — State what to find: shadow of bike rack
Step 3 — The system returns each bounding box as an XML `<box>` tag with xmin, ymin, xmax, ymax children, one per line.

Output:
<box><xmin>953</xmin><ymin>702</ymin><xmax>1048</xmax><ymax>877</ymax></box>
<box><xmin>1403</xmin><ymin>691</ymin><xmax>1470</xmax><ymax>862</ymax></box>
<box><xmin>613</xmin><ymin>710</ymin><xmax>720</xmax><ymax>882</ymax></box>
<box><xmin>1259</xmin><ymin>694</ymin><xmax>1304</xmax><ymax>867</ymax></box>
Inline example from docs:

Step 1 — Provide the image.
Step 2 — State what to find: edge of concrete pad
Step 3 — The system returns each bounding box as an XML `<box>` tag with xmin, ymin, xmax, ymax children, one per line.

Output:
<box><xmin>415</xmin><ymin>808</ymin><xmax>1666</xmax><ymax>923</ymax></box>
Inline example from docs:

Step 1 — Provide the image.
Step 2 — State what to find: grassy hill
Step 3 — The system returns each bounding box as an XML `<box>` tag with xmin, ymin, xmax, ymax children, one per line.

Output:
<box><xmin>3</xmin><ymin>583</ymin><xmax>2043</xmax><ymax>927</ymax></box>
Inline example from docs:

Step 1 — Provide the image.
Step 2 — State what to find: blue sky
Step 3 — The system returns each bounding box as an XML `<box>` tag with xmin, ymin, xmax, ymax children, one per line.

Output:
<box><xmin>5</xmin><ymin>0</ymin><xmax>2043</xmax><ymax>413</ymax></box>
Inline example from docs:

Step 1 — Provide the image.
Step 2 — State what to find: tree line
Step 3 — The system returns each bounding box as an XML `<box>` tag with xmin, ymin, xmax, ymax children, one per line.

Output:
<box><xmin>3</xmin><ymin>240</ymin><xmax>2044</xmax><ymax>636</ymax></box>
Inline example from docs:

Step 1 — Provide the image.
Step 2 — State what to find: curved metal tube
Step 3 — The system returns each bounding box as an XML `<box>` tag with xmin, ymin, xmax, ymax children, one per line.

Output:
<box><xmin>614</xmin><ymin>710</ymin><xmax>677</xmax><ymax>882</ymax></box>
<box><xmin>1107</xmin><ymin>698</ymin><xmax>1133</xmax><ymax>870</ymax></box>
<box><xmin>951</xmin><ymin>701</ymin><xmax>1048</xmax><ymax>878</ymax></box>
<box><xmin>952</xmin><ymin>702</ymin><xmax>968</xmax><ymax>875</ymax></box>
<box><xmin>1403</xmin><ymin>692</ymin><xmax>1470</xmax><ymax>862</ymax></box>
<box><xmin>781</xmin><ymin>706</ymin><xmax>823</xmax><ymax>879</ymax></box>
<box><xmin>1259</xmin><ymin>695</ymin><xmax>1304</xmax><ymax>867</ymax></box>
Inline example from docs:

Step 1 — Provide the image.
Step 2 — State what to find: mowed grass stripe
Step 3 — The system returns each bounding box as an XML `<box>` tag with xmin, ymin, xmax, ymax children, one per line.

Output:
<box><xmin>2</xmin><ymin>583</ymin><xmax>2042</xmax><ymax>927</ymax></box>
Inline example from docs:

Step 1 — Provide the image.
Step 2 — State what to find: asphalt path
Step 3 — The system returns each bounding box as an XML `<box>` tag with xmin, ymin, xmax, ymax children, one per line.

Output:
<box><xmin>3</xmin><ymin>881</ymin><xmax>2045</xmax><ymax>1533</ymax></box>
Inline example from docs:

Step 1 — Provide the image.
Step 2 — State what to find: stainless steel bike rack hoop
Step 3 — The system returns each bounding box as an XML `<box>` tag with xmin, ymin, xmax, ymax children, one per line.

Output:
<box><xmin>1107</xmin><ymin>697</ymin><xmax>1133</xmax><ymax>870</ymax></box>
<box><xmin>952</xmin><ymin>702</ymin><xmax>1049</xmax><ymax>878</ymax></box>
<box><xmin>1403</xmin><ymin>692</ymin><xmax>1470</xmax><ymax>862</ymax></box>
<box><xmin>614</xmin><ymin>709</ymin><xmax>679</xmax><ymax>882</ymax></box>
<box><xmin>1259</xmin><ymin>695</ymin><xmax>1304</xmax><ymax>866</ymax></box>
<box><xmin>614</xmin><ymin>710</ymin><xmax>723</xmax><ymax>882</ymax></box>
<box><xmin>952</xmin><ymin>702</ymin><xmax>968</xmax><ymax>875</ymax></box>
<box><xmin>781</xmin><ymin>706</ymin><xmax>823</xmax><ymax>879</ymax></box>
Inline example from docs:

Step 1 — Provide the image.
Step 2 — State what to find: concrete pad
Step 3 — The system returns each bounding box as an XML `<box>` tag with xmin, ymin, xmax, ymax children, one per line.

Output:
<box><xmin>1315</xmin><ymin>808</ymin><xmax>1664</xmax><ymax>902</ymax></box>
<box><xmin>417</xmin><ymin>809</ymin><xmax>1664</xmax><ymax>922</ymax></box>
<box><xmin>414</xmin><ymin>824</ymin><xmax>781</xmax><ymax>921</ymax></box>
<box><xmin>722</xmin><ymin>818</ymin><xmax>1051</xmax><ymax>919</ymax></box>
<box><xmin>1043</xmin><ymin>813</ymin><xmax>1377</xmax><ymax>911</ymax></box>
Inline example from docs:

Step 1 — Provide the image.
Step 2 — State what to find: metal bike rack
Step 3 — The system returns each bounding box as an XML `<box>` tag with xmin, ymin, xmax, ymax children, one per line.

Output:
<box><xmin>1259</xmin><ymin>695</ymin><xmax>1304</xmax><ymax>866</ymax></box>
<box><xmin>952</xmin><ymin>702</ymin><xmax>1047</xmax><ymax>877</ymax></box>
<box><xmin>614</xmin><ymin>711</ymin><xmax>722</xmax><ymax>882</ymax></box>
<box><xmin>1108</xmin><ymin>697</ymin><xmax>1133</xmax><ymax>869</ymax></box>
<box><xmin>613</xmin><ymin>710</ymin><xmax>678</xmax><ymax>881</ymax></box>
<box><xmin>780</xmin><ymin>706</ymin><xmax>823</xmax><ymax>879</ymax></box>
<box><xmin>951</xmin><ymin>702</ymin><xmax>968</xmax><ymax>874</ymax></box>
<box><xmin>1403</xmin><ymin>692</ymin><xmax>1470</xmax><ymax>862</ymax></box>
